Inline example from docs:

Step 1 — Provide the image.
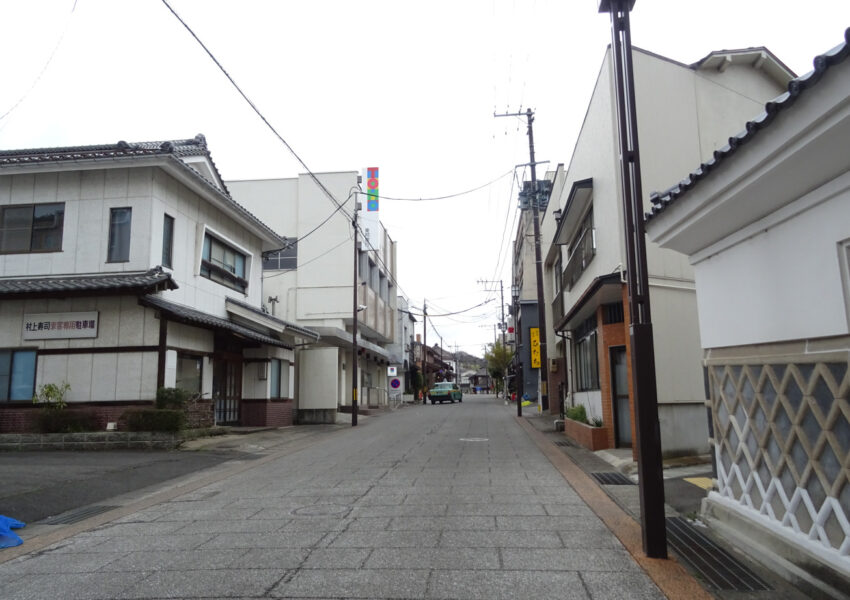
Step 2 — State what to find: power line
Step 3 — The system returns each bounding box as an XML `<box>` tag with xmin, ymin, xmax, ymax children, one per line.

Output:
<box><xmin>262</xmin><ymin>236</ymin><xmax>351</xmax><ymax>280</ymax></box>
<box><xmin>161</xmin><ymin>0</ymin><xmax>351</xmax><ymax>225</ymax></box>
<box><xmin>405</xmin><ymin>298</ymin><xmax>494</xmax><ymax>318</ymax></box>
<box><xmin>0</xmin><ymin>0</ymin><xmax>77</xmax><ymax>126</ymax></box>
<box><xmin>360</xmin><ymin>170</ymin><xmax>513</xmax><ymax>202</ymax></box>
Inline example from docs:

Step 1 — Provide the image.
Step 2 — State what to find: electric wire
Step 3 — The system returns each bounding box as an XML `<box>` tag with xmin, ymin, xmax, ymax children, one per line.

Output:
<box><xmin>0</xmin><ymin>0</ymin><xmax>77</xmax><ymax>126</ymax></box>
<box><xmin>261</xmin><ymin>236</ymin><xmax>351</xmax><ymax>280</ymax></box>
<box><xmin>359</xmin><ymin>169</ymin><xmax>513</xmax><ymax>202</ymax></box>
<box><xmin>161</xmin><ymin>0</ymin><xmax>352</xmax><ymax>229</ymax></box>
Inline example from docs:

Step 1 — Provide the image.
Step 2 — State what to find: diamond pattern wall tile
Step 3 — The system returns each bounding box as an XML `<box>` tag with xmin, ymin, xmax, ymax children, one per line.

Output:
<box><xmin>710</xmin><ymin>357</ymin><xmax>849</xmax><ymax>561</ymax></box>
<box><xmin>766</xmin><ymin>436</ymin><xmax>782</xmax><ymax>469</ymax></box>
<box><xmin>790</xmin><ymin>437</ymin><xmax>808</xmax><ymax>478</ymax></box>
<box><xmin>779</xmin><ymin>465</ymin><xmax>796</xmax><ymax>501</ymax></box>
<box><xmin>741</xmin><ymin>374</ymin><xmax>756</xmax><ymax>410</ymax></box>
<box><xmin>797</xmin><ymin>364</ymin><xmax>815</xmax><ymax>387</ymax></box>
<box><xmin>812</xmin><ymin>374</ymin><xmax>834</xmax><ymax>418</ymax></box>
<box><xmin>820</xmin><ymin>442</ymin><xmax>842</xmax><ymax>485</ymax></box>
<box><xmin>774</xmin><ymin>408</ymin><xmax>792</xmax><ymax>445</ymax></box>
<box><xmin>792</xmin><ymin>492</ymin><xmax>814</xmax><ymax>534</ymax></box>
<box><xmin>805</xmin><ymin>472</ymin><xmax>827</xmax><ymax>513</ymax></box>
<box><xmin>784</xmin><ymin>374</ymin><xmax>804</xmax><ymax>414</ymax></box>
<box><xmin>826</xmin><ymin>362</ymin><xmax>847</xmax><ymax>389</ymax></box>
<box><xmin>761</xmin><ymin>374</ymin><xmax>777</xmax><ymax>406</ymax></box>
<box><xmin>821</xmin><ymin>505</ymin><xmax>844</xmax><ymax>550</ymax></box>
<box><xmin>801</xmin><ymin>406</ymin><xmax>822</xmax><ymax>448</ymax></box>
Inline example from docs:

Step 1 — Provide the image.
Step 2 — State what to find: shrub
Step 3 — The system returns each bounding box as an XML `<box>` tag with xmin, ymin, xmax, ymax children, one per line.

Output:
<box><xmin>123</xmin><ymin>409</ymin><xmax>185</xmax><ymax>432</ymax></box>
<box><xmin>155</xmin><ymin>387</ymin><xmax>191</xmax><ymax>410</ymax></box>
<box><xmin>36</xmin><ymin>409</ymin><xmax>98</xmax><ymax>433</ymax></box>
<box><xmin>32</xmin><ymin>381</ymin><xmax>71</xmax><ymax>410</ymax></box>
<box><xmin>565</xmin><ymin>404</ymin><xmax>589</xmax><ymax>424</ymax></box>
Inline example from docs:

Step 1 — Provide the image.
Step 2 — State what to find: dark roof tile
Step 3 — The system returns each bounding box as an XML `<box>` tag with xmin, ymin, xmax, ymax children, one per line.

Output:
<box><xmin>646</xmin><ymin>28</ymin><xmax>850</xmax><ymax>223</ymax></box>
<box><xmin>0</xmin><ymin>267</ymin><xmax>177</xmax><ymax>298</ymax></box>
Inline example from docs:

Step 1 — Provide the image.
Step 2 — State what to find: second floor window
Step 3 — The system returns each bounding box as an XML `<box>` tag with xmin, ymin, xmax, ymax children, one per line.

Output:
<box><xmin>162</xmin><ymin>214</ymin><xmax>174</xmax><ymax>268</ymax></box>
<box><xmin>107</xmin><ymin>207</ymin><xmax>132</xmax><ymax>262</ymax></box>
<box><xmin>0</xmin><ymin>203</ymin><xmax>64</xmax><ymax>254</ymax></box>
<box><xmin>201</xmin><ymin>233</ymin><xmax>247</xmax><ymax>293</ymax></box>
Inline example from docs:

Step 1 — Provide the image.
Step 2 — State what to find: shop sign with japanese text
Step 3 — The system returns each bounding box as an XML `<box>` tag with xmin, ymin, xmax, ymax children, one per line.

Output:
<box><xmin>23</xmin><ymin>311</ymin><xmax>99</xmax><ymax>340</ymax></box>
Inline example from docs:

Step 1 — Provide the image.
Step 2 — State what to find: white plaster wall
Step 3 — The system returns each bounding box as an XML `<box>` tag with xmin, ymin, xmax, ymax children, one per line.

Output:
<box><xmin>2</xmin><ymin>297</ymin><xmax>163</xmax><ymax>403</ymax></box>
<box><xmin>649</xmin><ymin>284</ymin><xmax>706</xmax><ymax>403</ymax></box>
<box><xmin>150</xmin><ymin>169</ymin><xmax>266</xmax><ymax>315</ymax></box>
<box><xmin>0</xmin><ymin>166</ymin><xmax>268</xmax><ymax>315</ymax></box>
<box><xmin>298</xmin><ymin>346</ymin><xmax>340</xmax><ymax>410</ymax></box>
<box><xmin>694</xmin><ymin>189</ymin><xmax>850</xmax><ymax>348</ymax></box>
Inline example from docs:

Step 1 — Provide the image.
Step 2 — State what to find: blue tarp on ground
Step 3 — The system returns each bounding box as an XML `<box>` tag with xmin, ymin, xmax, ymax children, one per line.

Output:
<box><xmin>0</xmin><ymin>515</ymin><xmax>25</xmax><ymax>548</ymax></box>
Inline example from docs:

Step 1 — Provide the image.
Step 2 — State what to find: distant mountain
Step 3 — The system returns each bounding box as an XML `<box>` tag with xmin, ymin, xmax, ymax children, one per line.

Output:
<box><xmin>455</xmin><ymin>349</ymin><xmax>485</xmax><ymax>372</ymax></box>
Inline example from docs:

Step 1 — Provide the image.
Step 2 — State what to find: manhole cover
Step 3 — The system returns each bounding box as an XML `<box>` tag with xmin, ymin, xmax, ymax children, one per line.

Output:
<box><xmin>459</xmin><ymin>438</ymin><xmax>489</xmax><ymax>442</ymax></box>
<box><xmin>292</xmin><ymin>504</ymin><xmax>350</xmax><ymax>516</ymax></box>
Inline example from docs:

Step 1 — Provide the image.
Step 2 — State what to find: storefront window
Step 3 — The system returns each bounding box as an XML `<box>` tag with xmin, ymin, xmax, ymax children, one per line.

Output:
<box><xmin>176</xmin><ymin>354</ymin><xmax>202</xmax><ymax>394</ymax></box>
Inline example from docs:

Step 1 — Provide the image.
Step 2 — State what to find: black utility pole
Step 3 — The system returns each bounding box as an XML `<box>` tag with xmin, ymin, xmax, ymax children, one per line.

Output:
<box><xmin>495</xmin><ymin>108</ymin><xmax>550</xmax><ymax>412</ymax></box>
<box><xmin>422</xmin><ymin>299</ymin><xmax>427</xmax><ymax>402</ymax></box>
<box><xmin>351</xmin><ymin>200</ymin><xmax>359</xmax><ymax>427</ymax></box>
<box><xmin>599</xmin><ymin>0</ymin><xmax>667</xmax><ymax>559</ymax></box>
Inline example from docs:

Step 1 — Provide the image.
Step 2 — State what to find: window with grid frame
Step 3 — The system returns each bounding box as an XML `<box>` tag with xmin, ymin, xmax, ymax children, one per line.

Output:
<box><xmin>574</xmin><ymin>315</ymin><xmax>599</xmax><ymax>391</ymax></box>
<box><xmin>0</xmin><ymin>203</ymin><xmax>65</xmax><ymax>254</ymax></box>
<box><xmin>201</xmin><ymin>233</ymin><xmax>247</xmax><ymax>293</ymax></box>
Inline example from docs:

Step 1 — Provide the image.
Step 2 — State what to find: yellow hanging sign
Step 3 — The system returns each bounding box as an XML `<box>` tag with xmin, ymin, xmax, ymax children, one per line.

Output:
<box><xmin>530</xmin><ymin>327</ymin><xmax>541</xmax><ymax>368</ymax></box>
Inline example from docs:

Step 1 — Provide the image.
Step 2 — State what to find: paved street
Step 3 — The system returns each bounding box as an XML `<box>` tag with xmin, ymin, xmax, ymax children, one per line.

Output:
<box><xmin>1</xmin><ymin>395</ymin><xmax>670</xmax><ymax>599</ymax></box>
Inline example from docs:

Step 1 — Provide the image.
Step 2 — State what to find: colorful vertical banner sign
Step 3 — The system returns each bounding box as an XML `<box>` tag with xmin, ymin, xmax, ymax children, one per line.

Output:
<box><xmin>366</xmin><ymin>167</ymin><xmax>379</xmax><ymax>211</ymax></box>
<box><xmin>530</xmin><ymin>327</ymin><xmax>541</xmax><ymax>368</ymax></box>
<box><xmin>361</xmin><ymin>166</ymin><xmax>382</xmax><ymax>251</ymax></box>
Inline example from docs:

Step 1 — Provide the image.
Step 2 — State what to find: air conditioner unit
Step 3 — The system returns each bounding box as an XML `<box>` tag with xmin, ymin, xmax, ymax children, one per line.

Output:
<box><xmin>549</xmin><ymin>359</ymin><xmax>559</xmax><ymax>373</ymax></box>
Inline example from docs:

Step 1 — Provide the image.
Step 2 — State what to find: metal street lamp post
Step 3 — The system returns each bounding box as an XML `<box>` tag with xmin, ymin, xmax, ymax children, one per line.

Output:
<box><xmin>598</xmin><ymin>0</ymin><xmax>667</xmax><ymax>559</ymax></box>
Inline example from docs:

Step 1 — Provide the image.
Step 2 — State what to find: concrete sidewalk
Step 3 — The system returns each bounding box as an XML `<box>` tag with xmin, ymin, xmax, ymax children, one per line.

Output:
<box><xmin>521</xmin><ymin>412</ymin><xmax>811</xmax><ymax>600</ymax></box>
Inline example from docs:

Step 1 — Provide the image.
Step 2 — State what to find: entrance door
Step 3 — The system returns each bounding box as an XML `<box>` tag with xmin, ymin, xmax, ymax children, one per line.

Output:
<box><xmin>610</xmin><ymin>346</ymin><xmax>631</xmax><ymax>447</ymax></box>
<box><xmin>213</xmin><ymin>355</ymin><xmax>242</xmax><ymax>425</ymax></box>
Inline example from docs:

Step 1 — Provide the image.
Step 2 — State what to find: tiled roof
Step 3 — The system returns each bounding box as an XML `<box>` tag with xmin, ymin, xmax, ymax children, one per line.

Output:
<box><xmin>0</xmin><ymin>267</ymin><xmax>177</xmax><ymax>299</ymax></box>
<box><xmin>0</xmin><ymin>135</ymin><xmax>285</xmax><ymax>246</ymax></box>
<box><xmin>225</xmin><ymin>296</ymin><xmax>320</xmax><ymax>341</ymax></box>
<box><xmin>646</xmin><ymin>28</ymin><xmax>850</xmax><ymax>222</ymax></box>
<box><xmin>140</xmin><ymin>295</ymin><xmax>292</xmax><ymax>350</ymax></box>
<box><xmin>0</xmin><ymin>134</ymin><xmax>209</xmax><ymax>166</ymax></box>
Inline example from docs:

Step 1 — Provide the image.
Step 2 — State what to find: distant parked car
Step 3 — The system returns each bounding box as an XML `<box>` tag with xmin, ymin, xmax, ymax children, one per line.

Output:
<box><xmin>428</xmin><ymin>382</ymin><xmax>462</xmax><ymax>404</ymax></box>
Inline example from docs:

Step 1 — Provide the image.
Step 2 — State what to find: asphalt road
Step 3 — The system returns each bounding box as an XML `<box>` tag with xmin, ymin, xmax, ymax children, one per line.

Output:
<box><xmin>0</xmin><ymin>449</ymin><xmax>241</xmax><ymax>524</ymax></box>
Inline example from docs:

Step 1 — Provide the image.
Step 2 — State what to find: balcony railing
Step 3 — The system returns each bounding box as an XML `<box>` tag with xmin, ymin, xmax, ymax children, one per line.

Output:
<box><xmin>563</xmin><ymin>228</ymin><xmax>596</xmax><ymax>292</ymax></box>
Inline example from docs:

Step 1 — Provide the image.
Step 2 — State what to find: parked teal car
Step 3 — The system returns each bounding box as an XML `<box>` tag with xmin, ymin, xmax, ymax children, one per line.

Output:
<box><xmin>428</xmin><ymin>382</ymin><xmax>462</xmax><ymax>404</ymax></box>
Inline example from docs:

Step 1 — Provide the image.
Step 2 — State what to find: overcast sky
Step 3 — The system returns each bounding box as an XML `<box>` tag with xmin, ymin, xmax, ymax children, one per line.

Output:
<box><xmin>1</xmin><ymin>0</ymin><xmax>848</xmax><ymax>356</ymax></box>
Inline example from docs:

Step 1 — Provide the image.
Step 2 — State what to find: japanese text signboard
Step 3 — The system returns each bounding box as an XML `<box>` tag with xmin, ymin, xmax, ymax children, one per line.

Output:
<box><xmin>530</xmin><ymin>327</ymin><xmax>541</xmax><ymax>369</ymax></box>
<box><xmin>23</xmin><ymin>312</ymin><xmax>99</xmax><ymax>340</ymax></box>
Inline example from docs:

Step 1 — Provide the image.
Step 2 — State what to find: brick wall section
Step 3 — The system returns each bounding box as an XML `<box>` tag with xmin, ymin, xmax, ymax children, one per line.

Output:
<box><xmin>239</xmin><ymin>399</ymin><xmax>293</xmax><ymax>428</ymax></box>
<box><xmin>185</xmin><ymin>399</ymin><xmax>214</xmax><ymax>429</ymax></box>
<box><xmin>1</xmin><ymin>400</ymin><xmax>213</xmax><ymax>433</ymax></box>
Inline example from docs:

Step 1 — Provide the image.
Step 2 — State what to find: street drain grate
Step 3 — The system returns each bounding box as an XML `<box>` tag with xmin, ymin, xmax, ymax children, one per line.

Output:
<box><xmin>590</xmin><ymin>472</ymin><xmax>634</xmax><ymax>485</ymax></box>
<box><xmin>45</xmin><ymin>505</ymin><xmax>118</xmax><ymax>525</ymax></box>
<box><xmin>666</xmin><ymin>517</ymin><xmax>771</xmax><ymax>591</ymax></box>
<box><xmin>552</xmin><ymin>440</ymin><xmax>574</xmax><ymax>447</ymax></box>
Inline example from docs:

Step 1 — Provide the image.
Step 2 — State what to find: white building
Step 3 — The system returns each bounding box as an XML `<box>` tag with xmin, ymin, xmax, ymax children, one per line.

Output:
<box><xmin>0</xmin><ymin>135</ymin><xmax>317</xmax><ymax>431</ymax></box>
<box><xmin>536</xmin><ymin>46</ymin><xmax>794</xmax><ymax>456</ymax></box>
<box><xmin>646</xmin><ymin>32</ymin><xmax>850</xmax><ymax>597</ymax></box>
<box><xmin>227</xmin><ymin>172</ymin><xmax>398</xmax><ymax>424</ymax></box>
